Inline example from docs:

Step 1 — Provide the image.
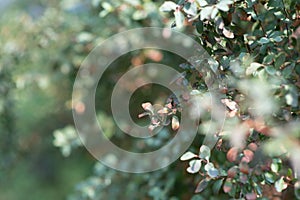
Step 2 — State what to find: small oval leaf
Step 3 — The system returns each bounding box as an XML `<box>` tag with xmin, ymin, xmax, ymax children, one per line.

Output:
<box><xmin>180</xmin><ymin>151</ymin><xmax>197</xmax><ymax>161</ymax></box>
<box><xmin>199</xmin><ymin>145</ymin><xmax>211</xmax><ymax>160</ymax></box>
<box><xmin>195</xmin><ymin>179</ymin><xmax>209</xmax><ymax>193</ymax></box>
<box><xmin>187</xmin><ymin>159</ymin><xmax>202</xmax><ymax>174</ymax></box>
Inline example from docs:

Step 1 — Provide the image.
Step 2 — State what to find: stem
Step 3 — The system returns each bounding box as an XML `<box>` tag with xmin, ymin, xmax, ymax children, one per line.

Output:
<box><xmin>252</xmin><ymin>5</ymin><xmax>266</xmax><ymax>35</ymax></box>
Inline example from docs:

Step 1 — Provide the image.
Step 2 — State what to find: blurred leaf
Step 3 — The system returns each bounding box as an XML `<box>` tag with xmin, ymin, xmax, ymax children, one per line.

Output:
<box><xmin>199</xmin><ymin>145</ymin><xmax>211</xmax><ymax>160</ymax></box>
<box><xmin>171</xmin><ymin>115</ymin><xmax>180</xmax><ymax>130</ymax></box>
<box><xmin>273</xmin><ymin>36</ymin><xmax>283</xmax><ymax>42</ymax></box>
<box><xmin>142</xmin><ymin>102</ymin><xmax>154</xmax><ymax>113</ymax></box>
<box><xmin>263</xmin><ymin>54</ymin><xmax>275</xmax><ymax>64</ymax></box>
<box><xmin>227</xmin><ymin>147</ymin><xmax>239</xmax><ymax>162</ymax></box>
<box><xmin>174</xmin><ymin>10</ymin><xmax>185</xmax><ymax>29</ymax></box>
<box><xmin>180</xmin><ymin>151</ymin><xmax>197</xmax><ymax>161</ymax></box>
<box><xmin>195</xmin><ymin>178</ymin><xmax>209</xmax><ymax>193</ymax></box>
<box><xmin>242</xmin><ymin>149</ymin><xmax>254</xmax><ymax>163</ymax></box>
<box><xmin>196</xmin><ymin>0</ymin><xmax>208</xmax><ymax>7</ymax></box>
<box><xmin>160</xmin><ymin>1</ymin><xmax>177</xmax><ymax>12</ymax></box>
<box><xmin>187</xmin><ymin>159</ymin><xmax>202</xmax><ymax>174</ymax></box>
<box><xmin>53</xmin><ymin>126</ymin><xmax>81</xmax><ymax>157</ymax></box>
<box><xmin>191</xmin><ymin>194</ymin><xmax>205</xmax><ymax>200</ymax></box>
<box><xmin>200</xmin><ymin>6</ymin><xmax>214</xmax><ymax>20</ymax></box>
<box><xmin>282</xmin><ymin>63</ymin><xmax>295</xmax><ymax>78</ymax></box>
<box><xmin>216</xmin><ymin>0</ymin><xmax>233</xmax><ymax>12</ymax></box>
<box><xmin>265</xmin><ymin>65</ymin><xmax>276</xmax><ymax>75</ymax></box>
<box><xmin>275</xmin><ymin>176</ymin><xmax>288</xmax><ymax>192</ymax></box>
<box><xmin>204</xmin><ymin>162</ymin><xmax>214</xmax><ymax>171</ymax></box>
<box><xmin>212</xmin><ymin>178</ymin><xmax>224</xmax><ymax>194</ymax></box>
<box><xmin>295</xmin><ymin>181</ymin><xmax>300</xmax><ymax>199</ymax></box>
<box><xmin>271</xmin><ymin>158</ymin><xmax>282</xmax><ymax>173</ymax></box>
<box><xmin>223</xmin><ymin>28</ymin><xmax>234</xmax><ymax>38</ymax></box>
<box><xmin>195</xmin><ymin>21</ymin><xmax>204</xmax><ymax>33</ymax></box>
<box><xmin>285</xmin><ymin>85</ymin><xmax>298</xmax><ymax>107</ymax></box>
<box><xmin>275</xmin><ymin>52</ymin><xmax>286</xmax><ymax>68</ymax></box>
<box><xmin>246</xmin><ymin>62</ymin><xmax>263</xmax><ymax>75</ymax></box>
<box><xmin>264</xmin><ymin>172</ymin><xmax>276</xmax><ymax>184</ymax></box>
<box><xmin>183</xmin><ymin>2</ymin><xmax>198</xmax><ymax>16</ymax></box>
<box><xmin>208</xmin><ymin>167</ymin><xmax>219</xmax><ymax>178</ymax></box>
<box><xmin>258</xmin><ymin>37</ymin><xmax>270</xmax><ymax>44</ymax></box>
<box><xmin>223</xmin><ymin>178</ymin><xmax>233</xmax><ymax>193</ymax></box>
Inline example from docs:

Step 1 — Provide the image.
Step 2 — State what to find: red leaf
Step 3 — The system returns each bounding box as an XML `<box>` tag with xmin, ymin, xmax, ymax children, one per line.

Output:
<box><xmin>223</xmin><ymin>178</ymin><xmax>233</xmax><ymax>193</ymax></box>
<box><xmin>247</xmin><ymin>143</ymin><xmax>258</xmax><ymax>152</ymax></box>
<box><xmin>242</xmin><ymin>149</ymin><xmax>254</xmax><ymax>163</ymax></box>
<box><xmin>227</xmin><ymin>147</ymin><xmax>239</xmax><ymax>162</ymax></box>
<box><xmin>227</xmin><ymin>166</ymin><xmax>238</xmax><ymax>178</ymax></box>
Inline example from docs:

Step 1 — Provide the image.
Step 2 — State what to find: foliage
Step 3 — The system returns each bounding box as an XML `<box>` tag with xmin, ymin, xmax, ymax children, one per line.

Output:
<box><xmin>158</xmin><ymin>0</ymin><xmax>300</xmax><ymax>199</ymax></box>
<box><xmin>0</xmin><ymin>0</ymin><xmax>300</xmax><ymax>200</ymax></box>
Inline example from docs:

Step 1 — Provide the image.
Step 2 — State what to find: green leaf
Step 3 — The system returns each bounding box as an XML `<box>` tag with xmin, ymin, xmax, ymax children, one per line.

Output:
<box><xmin>160</xmin><ymin>1</ymin><xmax>177</xmax><ymax>12</ymax></box>
<box><xmin>275</xmin><ymin>52</ymin><xmax>286</xmax><ymax>68</ymax></box>
<box><xmin>271</xmin><ymin>158</ymin><xmax>282</xmax><ymax>173</ymax></box>
<box><xmin>295</xmin><ymin>181</ymin><xmax>300</xmax><ymax>199</ymax></box>
<box><xmin>148</xmin><ymin>187</ymin><xmax>164</xmax><ymax>199</ymax></box>
<box><xmin>282</xmin><ymin>63</ymin><xmax>295</xmax><ymax>78</ymax></box>
<box><xmin>265</xmin><ymin>65</ymin><xmax>276</xmax><ymax>75</ymax></box>
<box><xmin>295</xmin><ymin>64</ymin><xmax>300</xmax><ymax>75</ymax></box>
<box><xmin>258</xmin><ymin>37</ymin><xmax>270</xmax><ymax>44</ymax></box>
<box><xmin>260</xmin><ymin>44</ymin><xmax>268</xmax><ymax>55</ymax></box>
<box><xmin>223</xmin><ymin>178</ymin><xmax>233</xmax><ymax>193</ymax></box>
<box><xmin>174</xmin><ymin>10</ymin><xmax>185</xmax><ymax>29</ymax></box>
<box><xmin>191</xmin><ymin>195</ymin><xmax>205</xmax><ymax>200</ymax></box>
<box><xmin>195</xmin><ymin>178</ymin><xmax>209</xmax><ymax>193</ymax></box>
<box><xmin>183</xmin><ymin>2</ymin><xmax>198</xmax><ymax>16</ymax></box>
<box><xmin>268</xmin><ymin>0</ymin><xmax>284</xmax><ymax>8</ymax></box>
<box><xmin>195</xmin><ymin>21</ymin><xmax>204</xmax><ymax>33</ymax></box>
<box><xmin>199</xmin><ymin>145</ymin><xmax>211</xmax><ymax>160</ymax></box>
<box><xmin>212</xmin><ymin>179</ymin><xmax>224</xmax><ymax>194</ymax></box>
<box><xmin>273</xmin><ymin>36</ymin><xmax>283</xmax><ymax>42</ymax></box>
<box><xmin>254</xmin><ymin>183</ymin><xmax>262</xmax><ymax>196</ymax></box>
<box><xmin>275</xmin><ymin>176</ymin><xmax>288</xmax><ymax>192</ymax></box>
<box><xmin>263</xmin><ymin>54</ymin><xmax>275</xmax><ymax>64</ymax></box>
<box><xmin>264</xmin><ymin>172</ymin><xmax>276</xmax><ymax>184</ymax></box>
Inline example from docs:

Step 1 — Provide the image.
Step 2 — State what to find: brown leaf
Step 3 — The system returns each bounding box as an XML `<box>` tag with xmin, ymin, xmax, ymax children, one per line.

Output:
<box><xmin>227</xmin><ymin>147</ymin><xmax>239</xmax><ymax>162</ymax></box>
<box><xmin>239</xmin><ymin>162</ymin><xmax>250</xmax><ymax>174</ymax></box>
<box><xmin>227</xmin><ymin>166</ymin><xmax>238</xmax><ymax>178</ymax></box>
<box><xmin>195</xmin><ymin>179</ymin><xmax>209</xmax><ymax>193</ymax></box>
